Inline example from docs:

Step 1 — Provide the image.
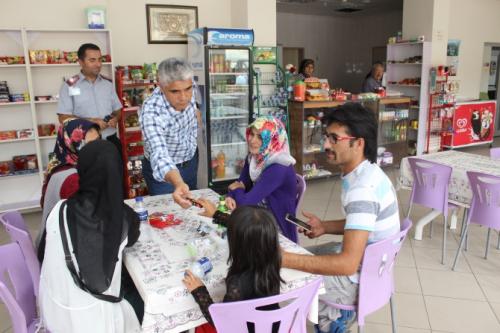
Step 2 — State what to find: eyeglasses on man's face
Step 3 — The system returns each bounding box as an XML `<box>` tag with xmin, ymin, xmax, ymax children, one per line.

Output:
<box><xmin>323</xmin><ymin>132</ymin><xmax>357</xmax><ymax>144</ymax></box>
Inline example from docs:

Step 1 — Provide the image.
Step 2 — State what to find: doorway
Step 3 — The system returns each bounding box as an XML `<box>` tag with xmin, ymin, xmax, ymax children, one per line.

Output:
<box><xmin>372</xmin><ymin>46</ymin><xmax>387</xmax><ymax>65</ymax></box>
<box><xmin>487</xmin><ymin>46</ymin><xmax>500</xmax><ymax>136</ymax></box>
<box><xmin>282</xmin><ymin>47</ymin><xmax>305</xmax><ymax>70</ymax></box>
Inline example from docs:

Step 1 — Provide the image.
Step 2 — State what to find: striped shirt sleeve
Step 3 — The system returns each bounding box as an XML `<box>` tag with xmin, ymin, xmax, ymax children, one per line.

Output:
<box><xmin>343</xmin><ymin>186</ymin><xmax>379</xmax><ymax>232</ymax></box>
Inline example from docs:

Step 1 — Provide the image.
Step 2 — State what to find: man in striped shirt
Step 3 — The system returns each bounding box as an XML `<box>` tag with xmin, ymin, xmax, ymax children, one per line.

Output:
<box><xmin>140</xmin><ymin>58</ymin><xmax>199</xmax><ymax>207</ymax></box>
<box><xmin>282</xmin><ymin>103</ymin><xmax>400</xmax><ymax>333</ymax></box>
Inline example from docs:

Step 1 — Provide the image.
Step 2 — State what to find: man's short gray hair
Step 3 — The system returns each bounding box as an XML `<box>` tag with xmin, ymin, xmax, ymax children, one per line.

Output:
<box><xmin>158</xmin><ymin>58</ymin><xmax>193</xmax><ymax>86</ymax></box>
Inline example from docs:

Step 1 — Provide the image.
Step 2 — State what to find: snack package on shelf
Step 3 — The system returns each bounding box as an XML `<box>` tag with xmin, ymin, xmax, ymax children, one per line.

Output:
<box><xmin>306</xmin><ymin>89</ymin><xmax>329</xmax><ymax>102</ymax></box>
<box><xmin>0</xmin><ymin>130</ymin><xmax>18</xmax><ymax>140</ymax></box>
<box><xmin>304</xmin><ymin>77</ymin><xmax>322</xmax><ymax>89</ymax></box>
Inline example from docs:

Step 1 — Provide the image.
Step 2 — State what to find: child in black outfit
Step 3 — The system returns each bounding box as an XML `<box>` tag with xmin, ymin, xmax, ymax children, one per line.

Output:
<box><xmin>183</xmin><ymin>204</ymin><xmax>284</xmax><ymax>332</ymax></box>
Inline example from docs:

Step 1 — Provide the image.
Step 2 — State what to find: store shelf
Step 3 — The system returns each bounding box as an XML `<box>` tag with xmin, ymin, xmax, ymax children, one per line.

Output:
<box><xmin>212</xmin><ymin>175</ymin><xmax>239</xmax><ymax>182</ymax></box>
<box><xmin>123</xmin><ymin>106</ymin><xmax>141</xmax><ymax>112</ymax></box>
<box><xmin>125</xmin><ymin>126</ymin><xmax>141</xmax><ymax>133</ymax></box>
<box><xmin>0</xmin><ymin>137</ymin><xmax>35</xmax><ymax>144</ymax></box>
<box><xmin>210</xmin><ymin>92</ymin><xmax>247</xmax><ymax>97</ymax></box>
<box><xmin>0</xmin><ymin>64</ymin><xmax>26</xmax><ymax>68</ymax></box>
<box><xmin>0</xmin><ymin>101</ymin><xmax>30</xmax><ymax>106</ymax></box>
<box><xmin>387</xmin><ymin>41</ymin><xmax>423</xmax><ymax>46</ymax></box>
<box><xmin>387</xmin><ymin>83</ymin><xmax>421</xmax><ymax>87</ymax></box>
<box><xmin>35</xmin><ymin>100</ymin><xmax>58</xmax><ymax>104</ymax></box>
<box><xmin>211</xmin><ymin>115</ymin><xmax>247</xmax><ymax>120</ymax></box>
<box><xmin>209</xmin><ymin>72</ymin><xmax>248</xmax><ymax>76</ymax></box>
<box><xmin>26</xmin><ymin>28</ymin><xmax>111</xmax><ymax>33</ymax></box>
<box><xmin>211</xmin><ymin>141</ymin><xmax>246</xmax><ymax>147</ymax></box>
<box><xmin>304</xmin><ymin>169</ymin><xmax>333</xmax><ymax>180</ymax></box>
<box><xmin>430</xmin><ymin>104</ymin><xmax>455</xmax><ymax>109</ymax></box>
<box><xmin>387</xmin><ymin>62</ymin><xmax>422</xmax><ymax>65</ymax></box>
<box><xmin>0</xmin><ymin>170</ymin><xmax>39</xmax><ymax>180</ymax></box>
<box><xmin>39</xmin><ymin>135</ymin><xmax>56</xmax><ymax>140</ymax></box>
<box><xmin>379</xmin><ymin>139</ymin><xmax>407</xmax><ymax>145</ymax></box>
<box><xmin>30</xmin><ymin>62</ymin><xmax>112</xmax><ymax>67</ymax></box>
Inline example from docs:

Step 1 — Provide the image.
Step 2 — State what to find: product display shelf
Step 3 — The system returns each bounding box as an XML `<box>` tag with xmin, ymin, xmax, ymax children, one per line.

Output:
<box><xmin>289</xmin><ymin>97</ymin><xmax>411</xmax><ymax>179</ymax></box>
<box><xmin>0</xmin><ymin>101</ymin><xmax>31</xmax><ymax>106</ymax></box>
<box><xmin>252</xmin><ymin>47</ymin><xmax>289</xmax><ymax>131</ymax></box>
<box><xmin>0</xmin><ymin>28</ymin><xmax>114</xmax><ymax>212</ymax></box>
<box><xmin>116</xmin><ymin>68</ymin><xmax>156</xmax><ymax>199</ymax></box>
<box><xmin>425</xmin><ymin>75</ymin><xmax>454</xmax><ymax>153</ymax></box>
<box><xmin>386</xmin><ymin>41</ymin><xmax>432</xmax><ymax>156</ymax></box>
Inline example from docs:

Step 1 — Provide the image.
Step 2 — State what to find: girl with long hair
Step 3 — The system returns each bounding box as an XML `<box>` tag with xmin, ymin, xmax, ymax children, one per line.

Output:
<box><xmin>183</xmin><ymin>205</ymin><xmax>284</xmax><ymax>333</ymax></box>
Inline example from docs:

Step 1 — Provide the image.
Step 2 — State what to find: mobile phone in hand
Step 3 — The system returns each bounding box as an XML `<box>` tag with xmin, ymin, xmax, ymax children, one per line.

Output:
<box><xmin>187</xmin><ymin>197</ymin><xmax>203</xmax><ymax>208</ymax></box>
<box><xmin>285</xmin><ymin>213</ymin><xmax>312</xmax><ymax>232</ymax></box>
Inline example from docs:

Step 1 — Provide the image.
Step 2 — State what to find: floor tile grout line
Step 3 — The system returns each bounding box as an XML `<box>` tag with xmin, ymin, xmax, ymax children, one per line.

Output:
<box><xmin>460</xmin><ymin>245</ymin><xmax>500</xmax><ymax>326</ymax></box>
<box><xmin>413</xmin><ymin>260</ymin><xmax>434</xmax><ymax>331</ymax></box>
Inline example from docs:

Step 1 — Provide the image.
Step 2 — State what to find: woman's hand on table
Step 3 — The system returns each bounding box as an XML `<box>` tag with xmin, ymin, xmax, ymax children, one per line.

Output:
<box><xmin>225</xmin><ymin>197</ymin><xmax>237</xmax><ymax>211</ymax></box>
<box><xmin>183</xmin><ymin>270</ymin><xmax>204</xmax><ymax>292</ymax></box>
<box><xmin>228</xmin><ymin>181</ymin><xmax>245</xmax><ymax>191</ymax></box>
<box><xmin>197</xmin><ymin>198</ymin><xmax>217</xmax><ymax>218</ymax></box>
<box><xmin>301</xmin><ymin>211</ymin><xmax>326</xmax><ymax>239</ymax></box>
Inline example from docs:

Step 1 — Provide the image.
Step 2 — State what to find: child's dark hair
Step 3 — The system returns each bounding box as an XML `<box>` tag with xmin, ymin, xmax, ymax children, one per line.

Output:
<box><xmin>323</xmin><ymin>102</ymin><xmax>378</xmax><ymax>163</ymax></box>
<box><xmin>226</xmin><ymin>206</ymin><xmax>284</xmax><ymax>297</ymax></box>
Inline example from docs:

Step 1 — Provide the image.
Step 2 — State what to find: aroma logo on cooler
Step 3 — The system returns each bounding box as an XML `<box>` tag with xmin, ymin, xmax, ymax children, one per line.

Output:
<box><xmin>216</xmin><ymin>32</ymin><xmax>251</xmax><ymax>40</ymax></box>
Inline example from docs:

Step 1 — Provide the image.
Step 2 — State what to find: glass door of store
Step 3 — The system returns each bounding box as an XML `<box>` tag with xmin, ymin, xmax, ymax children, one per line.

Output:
<box><xmin>206</xmin><ymin>47</ymin><xmax>253</xmax><ymax>189</ymax></box>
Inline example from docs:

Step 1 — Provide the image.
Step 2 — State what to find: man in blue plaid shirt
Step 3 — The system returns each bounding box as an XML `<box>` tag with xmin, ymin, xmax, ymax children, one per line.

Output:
<box><xmin>140</xmin><ymin>58</ymin><xmax>199</xmax><ymax>208</ymax></box>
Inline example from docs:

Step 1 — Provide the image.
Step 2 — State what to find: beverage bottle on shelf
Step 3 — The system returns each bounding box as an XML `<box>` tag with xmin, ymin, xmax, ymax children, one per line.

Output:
<box><xmin>190</xmin><ymin>257</ymin><xmax>213</xmax><ymax>278</ymax></box>
<box><xmin>134</xmin><ymin>196</ymin><xmax>148</xmax><ymax>223</ymax></box>
<box><xmin>216</xmin><ymin>151</ymin><xmax>225</xmax><ymax>179</ymax></box>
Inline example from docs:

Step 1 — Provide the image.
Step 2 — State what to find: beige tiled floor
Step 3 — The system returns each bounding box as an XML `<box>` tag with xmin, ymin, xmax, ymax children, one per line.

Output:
<box><xmin>1</xmin><ymin>140</ymin><xmax>500</xmax><ymax>332</ymax></box>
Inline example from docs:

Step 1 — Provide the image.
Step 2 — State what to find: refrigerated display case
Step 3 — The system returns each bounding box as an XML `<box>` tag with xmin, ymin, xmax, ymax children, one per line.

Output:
<box><xmin>188</xmin><ymin>28</ymin><xmax>254</xmax><ymax>193</ymax></box>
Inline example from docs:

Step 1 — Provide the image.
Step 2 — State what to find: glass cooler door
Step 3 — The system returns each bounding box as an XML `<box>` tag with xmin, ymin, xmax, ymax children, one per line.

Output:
<box><xmin>207</xmin><ymin>47</ymin><xmax>252</xmax><ymax>185</ymax></box>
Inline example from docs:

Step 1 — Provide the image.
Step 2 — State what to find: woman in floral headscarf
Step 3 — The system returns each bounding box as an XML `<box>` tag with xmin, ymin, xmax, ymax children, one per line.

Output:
<box><xmin>226</xmin><ymin>116</ymin><xmax>299</xmax><ymax>242</ymax></box>
<box><xmin>36</xmin><ymin>118</ymin><xmax>100</xmax><ymax>260</ymax></box>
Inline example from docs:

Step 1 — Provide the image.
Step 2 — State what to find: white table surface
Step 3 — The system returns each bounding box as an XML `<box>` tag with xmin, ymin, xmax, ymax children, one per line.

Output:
<box><xmin>123</xmin><ymin>188</ymin><xmax>323</xmax><ymax>333</ymax></box>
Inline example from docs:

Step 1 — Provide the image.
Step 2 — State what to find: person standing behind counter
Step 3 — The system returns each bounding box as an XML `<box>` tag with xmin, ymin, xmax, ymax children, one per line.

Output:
<box><xmin>361</xmin><ymin>61</ymin><xmax>385</xmax><ymax>93</ymax></box>
<box><xmin>140</xmin><ymin>58</ymin><xmax>199</xmax><ymax>208</ymax></box>
<box><xmin>57</xmin><ymin>43</ymin><xmax>123</xmax><ymax>153</ymax></box>
<box><xmin>296</xmin><ymin>58</ymin><xmax>315</xmax><ymax>81</ymax></box>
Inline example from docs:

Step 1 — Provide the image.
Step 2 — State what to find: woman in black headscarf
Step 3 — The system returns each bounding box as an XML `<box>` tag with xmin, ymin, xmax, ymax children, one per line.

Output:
<box><xmin>39</xmin><ymin>140</ymin><xmax>141</xmax><ymax>333</ymax></box>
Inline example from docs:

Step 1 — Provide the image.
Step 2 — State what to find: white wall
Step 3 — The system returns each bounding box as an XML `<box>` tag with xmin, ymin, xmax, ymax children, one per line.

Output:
<box><xmin>0</xmin><ymin>0</ymin><xmax>232</xmax><ymax>65</ymax></box>
<box><xmin>277</xmin><ymin>11</ymin><xmax>402</xmax><ymax>93</ymax></box>
<box><xmin>448</xmin><ymin>0</ymin><xmax>500</xmax><ymax>99</ymax></box>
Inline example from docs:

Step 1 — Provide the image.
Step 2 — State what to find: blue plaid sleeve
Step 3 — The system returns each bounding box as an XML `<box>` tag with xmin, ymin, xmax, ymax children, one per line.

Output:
<box><xmin>140</xmin><ymin>99</ymin><xmax>178</xmax><ymax>182</ymax></box>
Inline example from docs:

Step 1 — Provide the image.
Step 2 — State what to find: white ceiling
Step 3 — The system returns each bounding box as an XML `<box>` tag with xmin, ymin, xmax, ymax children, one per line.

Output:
<box><xmin>277</xmin><ymin>0</ymin><xmax>403</xmax><ymax>17</ymax></box>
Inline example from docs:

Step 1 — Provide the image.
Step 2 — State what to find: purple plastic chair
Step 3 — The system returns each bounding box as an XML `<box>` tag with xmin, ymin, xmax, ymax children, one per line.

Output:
<box><xmin>321</xmin><ymin>218</ymin><xmax>412</xmax><ymax>333</ymax></box>
<box><xmin>295</xmin><ymin>174</ymin><xmax>307</xmax><ymax>215</ymax></box>
<box><xmin>0</xmin><ymin>242</ymin><xmax>41</xmax><ymax>333</ymax></box>
<box><xmin>208</xmin><ymin>277</ymin><xmax>322</xmax><ymax>333</ymax></box>
<box><xmin>0</xmin><ymin>211</ymin><xmax>40</xmax><ymax>297</ymax></box>
<box><xmin>489</xmin><ymin>147</ymin><xmax>500</xmax><ymax>250</ymax></box>
<box><xmin>452</xmin><ymin>171</ymin><xmax>500</xmax><ymax>270</ymax></box>
<box><xmin>407</xmin><ymin>158</ymin><xmax>454</xmax><ymax>264</ymax></box>
<box><xmin>490</xmin><ymin>147</ymin><xmax>500</xmax><ymax>159</ymax></box>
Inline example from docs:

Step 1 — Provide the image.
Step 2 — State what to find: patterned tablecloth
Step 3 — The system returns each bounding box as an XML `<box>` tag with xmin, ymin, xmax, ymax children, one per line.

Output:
<box><xmin>399</xmin><ymin>150</ymin><xmax>500</xmax><ymax>207</ymax></box>
<box><xmin>123</xmin><ymin>189</ymin><xmax>321</xmax><ymax>333</ymax></box>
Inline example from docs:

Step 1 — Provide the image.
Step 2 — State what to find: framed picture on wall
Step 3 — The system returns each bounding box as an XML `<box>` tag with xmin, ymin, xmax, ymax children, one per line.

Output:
<box><xmin>146</xmin><ymin>4</ymin><xmax>198</xmax><ymax>44</ymax></box>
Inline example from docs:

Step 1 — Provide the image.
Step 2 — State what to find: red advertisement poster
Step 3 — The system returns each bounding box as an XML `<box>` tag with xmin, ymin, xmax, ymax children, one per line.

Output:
<box><xmin>450</xmin><ymin>101</ymin><xmax>496</xmax><ymax>147</ymax></box>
